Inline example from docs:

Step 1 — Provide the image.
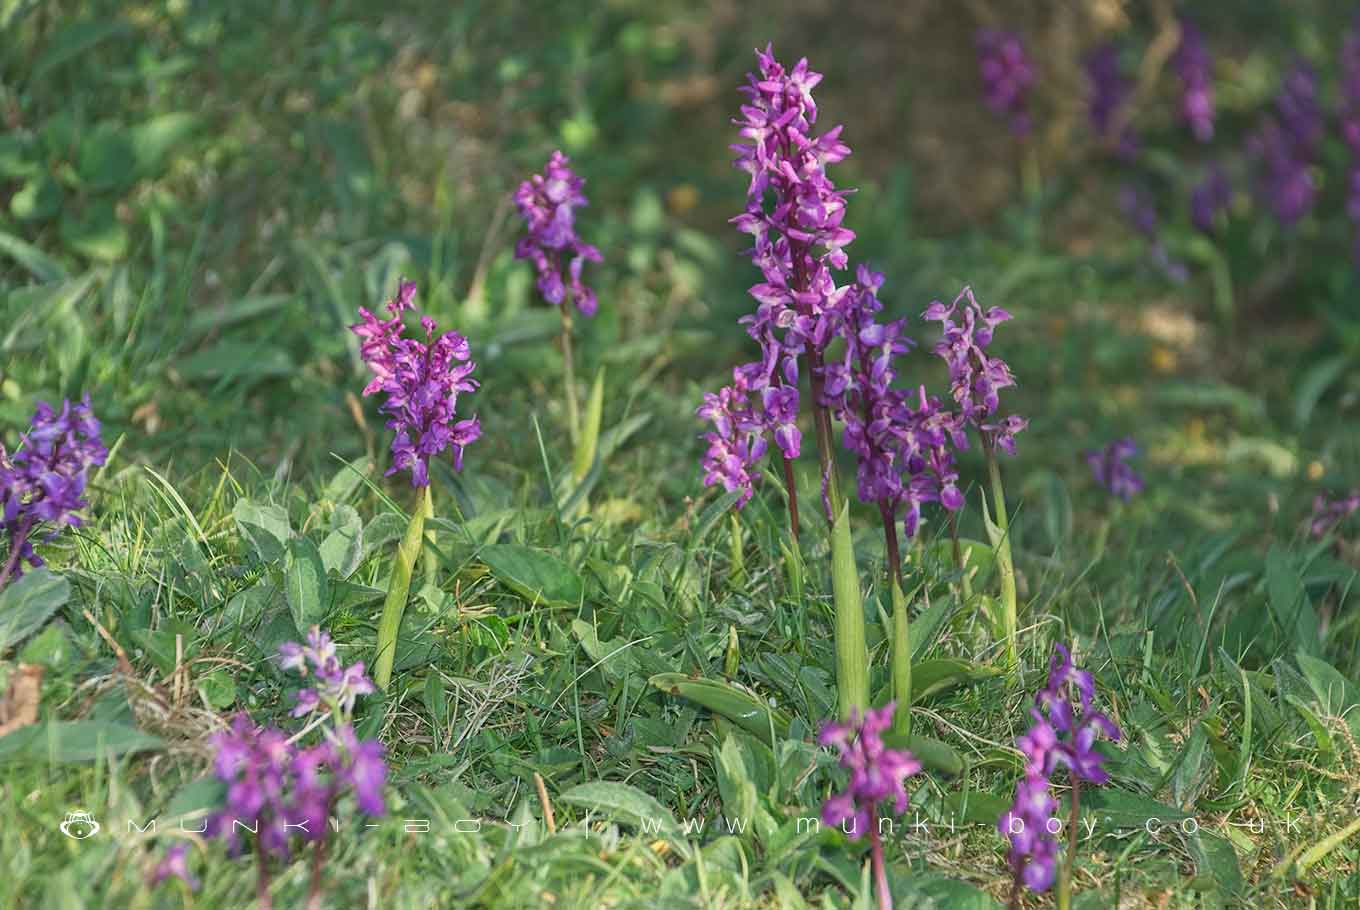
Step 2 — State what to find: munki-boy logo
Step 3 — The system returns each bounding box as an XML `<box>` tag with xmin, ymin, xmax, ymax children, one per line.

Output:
<box><xmin>59</xmin><ymin>811</ymin><xmax>101</xmax><ymax>840</ymax></box>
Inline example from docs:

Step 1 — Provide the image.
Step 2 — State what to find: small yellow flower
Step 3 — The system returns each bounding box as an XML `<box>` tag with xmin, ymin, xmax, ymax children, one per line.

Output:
<box><xmin>668</xmin><ymin>184</ymin><xmax>699</xmax><ymax>214</ymax></box>
<box><xmin>1307</xmin><ymin>460</ymin><xmax>1325</xmax><ymax>481</ymax></box>
<box><xmin>1149</xmin><ymin>346</ymin><xmax>1178</xmax><ymax>374</ymax></box>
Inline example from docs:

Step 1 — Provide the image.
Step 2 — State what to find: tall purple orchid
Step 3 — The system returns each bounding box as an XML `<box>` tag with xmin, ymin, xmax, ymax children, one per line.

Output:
<box><xmin>923</xmin><ymin>286</ymin><xmax>1027</xmax><ymax>456</ymax></box>
<box><xmin>0</xmin><ymin>395</ymin><xmax>108</xmax><ymax>589</ymax></box>
<box><xmin>515</xmin><ymin>151</ymin><xmax>603</xmax><ymax>446</ymax></box>
<box><xmin>1084</xmin><ymin>43</ymin><xmax>1137</xmax><ymax>161</ymax></box>
<box><xmin>351</xmin><ymin>280</ymin><xmax>480</xmax><ymax>488</ymax></box>
<box><xmin>1248</xmin><ymin>62</ymin><xmax>1322</xmax><ymax>227</ymax></box>
<box><xmin>1190</xmin><ymin>165</ymin><xmax>1232</xmax><ymax>235</ymax></box>
<box><xmin>514</xmin><ymin>150</ymin><xmax>602</xmax><ymax>318</ymax></box>
<box><xmin>1001</xmin><ymin>645</ymin><xmax>1120</xmax><ymax>908</ymax></box>
<box><xmin>976</xmin><ymin>29</ymin><xmax>1036</xmax><ymax>136</ymax></box>
<box><xmin>157</xmin><ymin>628</ymin><xmax>389</xmax><ymax>909</ymax></box>
<box><xmin>699</xmin><ymin>44</ymin><xmax>858</xmax><ymax>528</ymax></box>
<box><xmin>1086</xmin><ymin>438</ymin><xmax>1144</xmax><ymax>502</ymax></box>
<box><xmin>819</xmin><ymin>703</ymin><xmax>921</xmax><ymax>910</ymax></box>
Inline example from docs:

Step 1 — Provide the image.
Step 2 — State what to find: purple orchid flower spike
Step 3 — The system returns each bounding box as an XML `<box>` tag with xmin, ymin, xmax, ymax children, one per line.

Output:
<box><xmin>350</xmin><ymin>280</ymin><xmax>481</xmax><ymax>487</ymax></box>
<box><xmin>976</xmin><ymin>29</ymin><xmax>1036</xmax><ymax>136</ymax></box>
<box><xmin>1309</xmin><ymin>490</ymin><xmax>1360</xmax><ymax>539</ymax></box>
<box><xmin>1085</xmin><ymin>43</ymin><xmax>1138</xmax><ymax>160</ymax></box>
<box><xmin>1191</xmin><ymin>165</ymin><xmax>1232</xmax><ymax>235</ymax></box>
<box><xmin>1086</xmin><ymin>437</ymin><xmax>1144</xmax><ymax>502</ymax></box>
<box><xmin>820</xmin><ymin>702</ymin><xmax>921</xmax><ymax>910</ymax></box>
<box><xmin>923</xmin><ymin>286</ymin><xmax>1026</xmax><ymax>454</ymax></box>
<box><xmin>0</xmin><ymin>395</ymin><xmax>108</xmax><ymax>587</ymax></box>
<box><xmin>514</xmin><ymin>150</ymin><xmax>603</xmax><ymax>317</ymax></box>
<box><xmin>1248</xmin><ymin>62</ymin><xmax>1322</xmax><ymax>228</ymax></box>
<box><xmin>1001</xmin><ymin>644</ymin><xmax>1121</xmax><ymax>904</ymax></box>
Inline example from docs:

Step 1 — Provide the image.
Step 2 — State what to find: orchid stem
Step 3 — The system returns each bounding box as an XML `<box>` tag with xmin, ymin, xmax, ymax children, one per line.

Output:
<box><xmin>868</xmin><ymin>806</ymin><xmax>893</xmax><ymax>910</ymax></box>
<box><xmin>881</xmin><ymin>504</ymin><xmax>911</xmax><ymax>739</ymax></box>
<box><xmin>0</xmin><ymin>518</ymin><xmax>33</xmax><ymax>590</ymax></box>
<box><xmin>986</xmin><ymin>447</ymin><xmax>1019</xmax><ymax>669</ymax></box>
<box><xmin>780</xmin><ymin>454</ymin><xmax>800</xmax><ymax>543</ymax></box>
<box><xmin>560</xmin><ymin>305</ymin><xmax>580</xmax><ymax>445</ymax></box>
<box><xmin>1058</xmin><ymin>778</ymin><xmax>1080</xmax><ymax>910</ymax></box>
<box><xmin>254</xmin><ymin>838</ymin><xmax>273</xmax><ymax>910</ymax></box>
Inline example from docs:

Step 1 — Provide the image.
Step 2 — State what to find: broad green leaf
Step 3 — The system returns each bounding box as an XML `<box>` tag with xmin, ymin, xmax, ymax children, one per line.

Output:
<box><xmin>61</xmin><ymin>203</ymin><xmax>128</xmax><ymax>261</ymax></box>
<box><xmin>1293</xmin><ymin>354</ymin><xmax>1351</xmax><ymax>430</ymax></box>
<box><xmin>177</xmin><ymin>340</ymin><xmax>294</xmax><ymax>382</ymax></box>
<box><xmin>1082</xmin><ymin>789</ymin><xmax>1189</xmax><ymax>827</ymax></box>
<box><xmin>1265</xmin><ymin>547</ymin><xmax>1320</xmax><ymax>656</ymax></box>
<box><xmin>76</xmin><ymin>127</ymin><xmax>137</xmax><ymax>191</ymax></box>
<box><xmin>232</xmin><ymin>499</ymin><xmax>291</xmax><ymax>562</ymax></box>
<box><xmin>319</xmin><ymin>504</ymin><xmax>364</xmax><ymax>578</ymax></box>
<box><xmin>128</xmin><ymin>113</ymin><xmax>200</xmax><ymax>176</ymax></box>
<box><xmin>196</xmin><ymin>670</ymin><xmax>237</xmax><ymax>709</ymax></box>
<box><xmin>1294</xmin><ymin>652</ymin><xmax>1359</xmax><ymax>717</ymax></box>
<box><xmin>1189</xmin><ymin>831</ymin><xmax>1243</xmax><ymax>895</ymax></box>
<box><xmin>558</xmin><ymin>781</ymin><xmax>675</xmax><ymax>832</ymax></box>
<box><xmin>0</xmin><ymin>568</ymin><xmax>70</xmax><ymax>655</ymax></box>
<box><xmin>10</xmin><ymin>174</ymin><xmax>62</xmax><ymax>221</ymax></box>
<box><xmin>829</xmin><ymin>500</ymin><xmax>868</xmax><ymax>717</ymax></box>
<box><xmin>881</xmin><ymin>731</ymin><xmax>965</xmax><ymax>776</ymax></box>
<box><xmin>479</xmin><ymin>544</ymin><xmax>583</xmax><ymax>609</ymax></box>
<box><xmin>0</xmin><ymin>231</ymin><xmax>67</xmax><ymax>281</ymax></box>
<box><xmin>284</xmin><ymin>537</ymin><xmax>329</xmax><ymax>631</ymax></box>
<box><xmin>32</xmin><ymin>20</ymin><xmax>133</xmax><ymax>79</ymax></box>
<box><xmin>163</xmin><ymin>777</ymin><xmax>225</xmax><ymax>818</ymax></box>
<box><xmin>0</xmin><ymin>720</ymin><xmax>163</xmax><ymax>764</ymax></box>
<box><xmin>649</xmin><ymin>673</ymin><xmax>790</xmax><ymax>742</ymax></box>
<box><xmin>571</xmin><ymin>366</ymin><xmax>605</xmax><ymax>482</ymax></box>
<box><xmin>1172</xmin><ymin>722</ymin><xmax>1210</xmax><ymax>808</ymax></box>
<box><xmin>910</xmin><ymin>658</ymin><xmax>1000</xmax><ymax>703</ymax></box>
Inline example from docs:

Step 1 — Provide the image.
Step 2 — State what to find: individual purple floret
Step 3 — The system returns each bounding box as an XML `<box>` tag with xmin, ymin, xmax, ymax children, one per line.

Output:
<box><xmin>818</xmin><ymin>702</ymin><xmax>922</xmax><ymax>839</ymax></box>
<box><xmin>1084</xmin><ymin>43</ymin><xmax>1137</xmax><ymax>160</ymax></box>
<box><xmin>1086</xmin><ymin>438</ymin><xmax>1144</xmax><ymax>502</ymax></box>
<box><xmin>1190</xmin><ymin>165</ymin><xmax>1232</xmax><ymax>234</ymax></box>
<box><xmin>351</xmin><ymin>280</ymin><xmax>480</xmax><ymax>487</ymax></box>
<box><xmin>149</xmin><ymin>843</ymin><xmax>199</xmax><ymax>891</ymax></box>
<box><xmin>1248</xmin><ymin>62</ymin><xmax>1322</xmax><ymax>227</ymax></box>
<box><xmin>976</xmin><ymin>29</ymin><xmax>1036</xmax><ymax>136</ymax></box>
<box><xmin>279</xmin><ymin>627</ymin><xmax>376</xmax><ymax>720</ymax></box>
<box><xmin>514</xmin><ymin>150</ymin><xmax>603</xmax><ymax>316</ymax></box>
<box><xmin>1000</xmin><ymin>645</ymin><xmax>1120</xmax><ymax>897</ymax></box>
<box><xmin>1309</xmin><ymin>490</ymin><xmax>1360</xmax><ymax>538</ymax></box>
<box><xmin>1173</xmin><ymin>20</ymin><xmax>1215</xmax><ymax>142</ymax></box>
<box><xmin>923</xmin><ymin>286</ymin><xmax>1028</xmax><ymax>454</ymax></box>
<box><xmin>0</xmin><ymin>395</ymin><xmax>108</xmax><ymax>587</ymax></box>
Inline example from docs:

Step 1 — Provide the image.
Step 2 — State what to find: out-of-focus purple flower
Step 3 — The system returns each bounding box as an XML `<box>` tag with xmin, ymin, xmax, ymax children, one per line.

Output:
<box><xmin>1086</xmin><ymin>438</ymin><xmax>1144</xmax><ymax>502</ymax></box>
<box><xmin>1309</xmin><ymin>490</ymin><xmax>1360</xmax><ymax>538</ymax></box>
<box><xmin>923</xmin><ymin>286</ymin><xmax>1027</xmax><ymax>454</ymax></box>
<box><xmin>1085</xmin><ymin>43</ymin><xmax>1138</xmax><ymax>160</ymax></box>
<box><xmin>0</xmin><ymin>395</ymin><xmax>108</xmax><ymax>584</ymax></box>
<box><xmin>514</xmin><ymin>151</ymin><xmax>603</xmax><ymax>316</ymax></box>
<box><xmin>1191</xmin><ymin>165</ymin><xmax>1232</xmax><ymax>234</ymax></box>
<box><xmin>149</xmin><ymin>843</ymin><xmax>199</xmax><ymax>891</ymax></box>
<box><xmin>1249</xmin><ymin>63</ymin><xmax>1322</xmax><ymax>228</ymax></box>
<box><xmin>818</xmin><ymin>702</ymin><xmax>921</xmax><ymax>839</ymax></box>
<box><xmin>351</xmin><ymin>280</ymin><xmax>480</xmax><ymax>487</ymax></box>
<box><xmin>207</xmin><ymin>713</ymin><xmax>386</xmax><ymax>860</ymax></box>
<box><xmin>1118</xmin><ymin>185</ymin><xmax>1189</xmax><ymax>282</ymax></box>
<box><xmin>279</xmin><ymin>627</ymin><xmax>375</xmax><ymax>720</ymax></box>
<box><xmin>1344</xmin><ymin>23</ymin><xmax>1360</xmax><ymax>261</ymax></box>
<box><xmin>976</xmin><ymin>29</ymin><xmax>1036</xmax><ymax>136</ymax></box>
<box><xmin>1000</xmin><ymin>644</ymin><xmax>1120</xmax><ymax>895</ymax></box>
<box><xmin>1173</xmin><ymin>20</ymin><xmax>1215</xmax><ymax>142</ymax></box>
<box><xmin>696</xmin><ymin>378</ymin><xmax>774</xmax><ymax>507</ymax></box>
